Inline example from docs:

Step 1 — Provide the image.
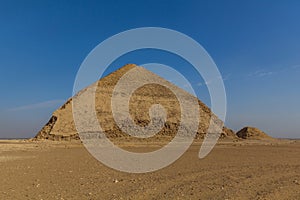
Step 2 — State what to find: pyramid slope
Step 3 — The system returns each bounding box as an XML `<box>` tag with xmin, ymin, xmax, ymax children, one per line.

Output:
<box><xmin>236</xmin><ymin>127</ymin><xmax>273</xmax><ymax>140</ymax></box>
<box><xmin>35</xmin><ymin>64</ymin><xmax>235</xmax><ymax>141</ymax></box>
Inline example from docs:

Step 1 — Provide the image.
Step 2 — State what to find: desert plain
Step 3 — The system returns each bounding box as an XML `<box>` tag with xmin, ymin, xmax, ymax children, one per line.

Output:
<box><xmin>0</xmin><ymin>139</ymin><xmax>299</xmax><ymax>200</ymax></box>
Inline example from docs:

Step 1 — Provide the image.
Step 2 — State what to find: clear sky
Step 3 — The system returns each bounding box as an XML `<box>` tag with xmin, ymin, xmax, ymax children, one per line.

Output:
<box><xmin>0</xmin><ymin>0</ymin><xmax>299</xmax><ymax>138</ymax></box>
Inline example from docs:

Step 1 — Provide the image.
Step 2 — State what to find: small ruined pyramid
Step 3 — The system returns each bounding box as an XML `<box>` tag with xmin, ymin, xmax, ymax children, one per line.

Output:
<box><xmin>236</xmin><ymin>127</ymin><xmax>273</xmax><ymax>140</ymax></box>
<box><xmin>35</xmin><ymin>64</ymin><xmax>236</xmax><ymax>141</ymax></box>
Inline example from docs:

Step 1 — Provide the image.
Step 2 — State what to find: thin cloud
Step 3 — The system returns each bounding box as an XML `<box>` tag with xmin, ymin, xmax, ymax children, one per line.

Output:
<box><xmin>197</xmin><ymin>74</ymin><xmax>231</xmax><ymax>87</ymax></box>
<box><xmin>248</xmin><ymin>64</ymin><xmax>300</xmax><ymax>78</ymax></box>
<box><xmin>291</xmin><ymin>64</ymin><xmax>300</xmax><ymax>69</ymax></box>
<box><xmin>222</xmin><ymin>73</ymin><xmax>231</xmax><ymax>81</ymax></box>
<box><xmin>257</xmin><ymin>71</ymin><xmax>274</xmax><ymax>77</ymax></box>
<box><xmin>197</xmin><ymin>82</ymin><xmax>203</xmax><ymax>87</ymax></box>
<box><xmin>248</xmin><ymin>70</ymin><xmax>275</xmax><ymax>78</ymax></box>
<box><xmin>196</xmin><ymin>81</ymin><xmax>210</xmax><ymax>87</ymax></box>
<box><xmin>8</xmin><ymin>99</ymin><xmax>65</xmax><ymax>111</ymax></box>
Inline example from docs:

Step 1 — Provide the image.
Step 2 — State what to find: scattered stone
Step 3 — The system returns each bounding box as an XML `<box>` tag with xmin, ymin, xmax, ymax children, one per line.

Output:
<box><xmin>113</xmin><ymin>179</ymin><xmax>119</xmax><ymax>183</ymax></box>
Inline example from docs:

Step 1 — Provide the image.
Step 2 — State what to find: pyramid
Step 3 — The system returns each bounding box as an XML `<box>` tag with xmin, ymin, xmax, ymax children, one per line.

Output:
<box><xmin>236</xmin><ymin>127</ymin><xmax>273</xmax><ymax>140</ymax></box>
<box><xmin>35</xmin><ymin>64</ymin><xmax>235</xmax><ymax>141</ymax></box>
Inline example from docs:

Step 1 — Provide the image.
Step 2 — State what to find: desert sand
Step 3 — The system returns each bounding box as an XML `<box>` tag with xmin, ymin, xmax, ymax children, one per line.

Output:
<box><xmin>0</xmin><ymin>139</ymin><xmax>299</xmax><ymax>200</ymax></box>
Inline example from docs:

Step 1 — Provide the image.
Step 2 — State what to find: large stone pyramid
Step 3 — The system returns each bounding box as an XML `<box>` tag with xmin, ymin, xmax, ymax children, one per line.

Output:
<box><xmin>35</xmin><ymin>64</ymin><xmax>235</xmax><ymax>141</ymax></box>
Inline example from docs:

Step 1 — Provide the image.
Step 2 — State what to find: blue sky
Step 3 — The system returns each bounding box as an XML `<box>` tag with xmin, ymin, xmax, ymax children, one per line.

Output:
<box><xmin>0</xmin><ymin>0</ymin><xmax>299</xmax><ymax>138</ymax></box>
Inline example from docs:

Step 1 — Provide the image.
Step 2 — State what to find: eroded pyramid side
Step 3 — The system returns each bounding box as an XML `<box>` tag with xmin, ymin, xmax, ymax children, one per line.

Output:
<box><xmin>35</xmin><ymin>64</ymin><xmax>235</xmax><ymax>141</ymax></box>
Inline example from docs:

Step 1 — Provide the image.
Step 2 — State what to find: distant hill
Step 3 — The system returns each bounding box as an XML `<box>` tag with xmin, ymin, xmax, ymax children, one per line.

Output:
<box><xmin>236</xmin><ymin>127</ymin><xmax>273</xmax><ymax>140</ymax></box>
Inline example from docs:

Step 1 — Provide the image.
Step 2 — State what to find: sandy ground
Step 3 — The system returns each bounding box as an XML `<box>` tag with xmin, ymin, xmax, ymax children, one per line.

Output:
<box><xmin>0</xmin><ymin>139</ymin><xmax>299</xmax><ymax>200</ymax></box>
